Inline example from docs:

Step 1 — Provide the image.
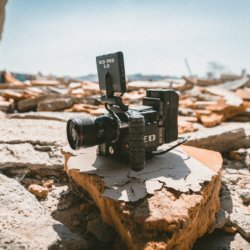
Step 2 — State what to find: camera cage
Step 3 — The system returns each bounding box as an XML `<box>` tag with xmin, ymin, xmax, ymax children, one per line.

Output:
<box><xmin>95</xmin><ymin>51</ymin><xmax>188</xmax><ymax>170</ymax></box>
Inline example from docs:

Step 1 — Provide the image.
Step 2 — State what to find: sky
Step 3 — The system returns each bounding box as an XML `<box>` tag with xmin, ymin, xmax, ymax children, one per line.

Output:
<box><xmin>0</xmin><ymin>0</ymin><xmax>250</xmax><ymax>77</ymax></box>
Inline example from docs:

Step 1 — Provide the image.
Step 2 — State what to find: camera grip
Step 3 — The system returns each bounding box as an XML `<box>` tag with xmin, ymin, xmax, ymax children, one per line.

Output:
<box><xmin>129</xmin><ymin>114</ymin><xmax>145</xmax><ymax>171</ymax></box>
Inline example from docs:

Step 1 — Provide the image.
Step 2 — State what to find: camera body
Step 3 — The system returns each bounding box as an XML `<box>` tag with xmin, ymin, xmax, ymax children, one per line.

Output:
<box><xmin>67</xmin><ymin>52</ymin><xmax>179</xmax><ymax>171</ymax></box>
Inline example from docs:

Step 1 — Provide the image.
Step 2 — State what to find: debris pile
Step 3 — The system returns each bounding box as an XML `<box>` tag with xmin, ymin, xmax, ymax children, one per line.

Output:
<box><xmin>1</xmin><ymin>71</ymin><xmax>249</xmax><ymax>134</ymax></box>
<box><xmin>0</xmin><ymin>70</ymin><xmax>250</xmax><ymax>249</ymax></box>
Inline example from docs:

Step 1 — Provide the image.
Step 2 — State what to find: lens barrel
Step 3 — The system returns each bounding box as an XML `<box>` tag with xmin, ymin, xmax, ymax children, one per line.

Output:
<box><xmin>67</xmin><ymin>115</ymin><xmax>117</xmax><ymax>150</ymax></box>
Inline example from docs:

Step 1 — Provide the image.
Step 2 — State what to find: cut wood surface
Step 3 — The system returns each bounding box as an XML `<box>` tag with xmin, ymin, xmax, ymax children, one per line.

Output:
<box><xmin>63</xmin><ymin>145</ymin><xmax>222</xmax><ymax>250</ymax></box>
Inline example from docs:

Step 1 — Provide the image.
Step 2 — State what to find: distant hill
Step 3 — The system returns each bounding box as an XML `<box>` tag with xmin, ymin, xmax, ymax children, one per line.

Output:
<box><xmin>76</xmin><ymin>74</ymin><xmax>98</xmax><ymax>82</ymax></box>
<box><xmin>76</xmin><ymin>73</ymin><xmax>178</xmax><ymax>82</ymax></box>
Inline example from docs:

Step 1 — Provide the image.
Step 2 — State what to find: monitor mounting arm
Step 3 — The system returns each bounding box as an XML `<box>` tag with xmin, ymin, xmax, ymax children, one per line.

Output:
<box><xmin>101</xmin><ymin>72</ymin><xmax>128</xmax><ymax>111</ymax></box>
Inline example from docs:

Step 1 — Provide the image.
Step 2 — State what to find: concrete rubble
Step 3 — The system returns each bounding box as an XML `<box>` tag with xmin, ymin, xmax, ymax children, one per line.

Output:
<box><xmin>0</xmin><ymin>173</ymin><xmax>88</xmax><ymax>250</ymax></box>
<box><xmin>0</xmin><ymin>71</ymin><xmax>249</xmax><ymax>249</ymax></box>
<box><xmin>0</xmin><ymin>71</ymin><xmax>249</xmax><ymax>131</ymax></box>
<box><xmin>63</xmin><ymin>145</ymin><xmax>222</xmax><ymax>250</ymax></box>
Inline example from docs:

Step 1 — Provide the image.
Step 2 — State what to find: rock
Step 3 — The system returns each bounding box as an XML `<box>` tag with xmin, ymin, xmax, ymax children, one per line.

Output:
<box><xmin>245</xmin><ymin>153</ymin><xmax>250</xmax><ymax>169</ymax></box>
<box><xmin>230</xmin><ymin>207</ymin><xmax>250</xmax><ymax>239</ymax></box>
<box><xmin>229</xmin><ymin>149</ymin><xmax>245</xmax><ymax>160</ymax></box>
<box><xmin>31</xmin><ymin>79</ymin><xmax>61</xmax><ymax>86</ymax></box>
<box><xmin>178</xmin><ymin>107</ymin><xmax>195</xmax><ymax>116</ymax></box>
<box><xmin>0</xmin><ymin>143</ymin><xmax>63</xmax><ymax>174</ymax></box>
<box><xmin>236</xmin><ymin>88</ymin><xmax>250</xmax><ymax>101</ymax></box>
<box><xmin>127</xmin><ymin>80</ymin><xmax>183</xmax><ymax>91</ymax></box>
<box><xmin>20</xmin><ymin>177</ymin><xmax>42</xmax><ymax>187</ymax></box>
<box><xmin>213</xmin><ymin>210</ymin><xmax>229</xmax><ymax>229</ymax></box>
<box><xmin>0</xmin><ymin>110</ymin><xmax>5</xmax><ymax>118</ymax></box>
<box><xmin>0</xmin><ymin>173</ymin><xmax>88</xmax><ymax>249</ymax></box>
<box><xmin>232</xmin><ymin>109</ymin><xmax>250</xmax><ymax>122</ymax></box>
<box><xmin>240</xmin><ymin>190</ymin><xmax>250</xmax><ymax>204</ymax></box>
<box><xmin>17</xmin><ymin>95</ymin><xmax>47</xmax><ymax>112</ymax></box>
<box><xmin>196</xmin><ymin>78</ymin><xmax>222</xmax><ymax>86</ymax></box>
<box><xmin>185</xmin><ymin>122</ymin><xmax>250</xmax><ymax>153</ymax></box>
<box><xmin>220</xmin><ymin>162</ymin><xmax>250</xmax><ymax>240</ymax></box>
<box><xmin>0</xmin><ymin>118</ymin><xmax>66</xmax><ymax>146</ymax></box>
<box><xmin>0</xmin><ymin>99</ymin><xmax>14</xmax><ymax>112</ymax></box>
<box><xmin>197</xmin><ymin>112</ymin><xmax>223</xmax><ymax>127</ymax></box>
<box><xmin>205</xmin><ymin>87</ymin><xmax>243</xmax><ymax>106</ymax></box>
<box><xmin>43</xmin><ymin>179</ymin><xmax>54</xmax><ymax>188</ymax></box>
<box><xmin>87</xmin><ymin>213</ymin><xmax>115</xmax><ymax>242</ymax></box>
<box><xmin>222</xmin><ymin>173</ymin><xmax>240</xmax><ymax>184</ymax></box>
<box><xmin>72</xmin><ymin>220</ymin><xmax>81</xmax><ymax>227</ymax></box>
<box><xmin>206</xmin><ymin>99</ymin><xmax>246</xmax><ymax>122</ymax></box>
<box><xmin>65</xmin><ymin>104</ymin><xmax>107</xmax><ymax>116</ymax></box>
<box><xmin>178</xmin><ymin>120</ymin><xmax>198</xmax><ymax>134</ymax></box>
<box><xmin>37</xmin><ymin>98</ymin><xmax>74</xmax><ymax>111</ymax></box>
<box><xmin>228</xmin><ymin>148</ymin><xmax>250</xmax><ymax>169</ymax></box>
<box><xmin>63</xmin><ymin>145</ymin><xmax>222</xmax><ymax>250</ymax></box>
<box><xmin>2</xmin><ymin>89</ymin><xmax>27</xmax><ymax>101</ymax></box>
<box><xmin>219</xmin><ymin>77</ymin><xmax>250</xmax><ymax>91</ymax></box>
<box><xmin>0</xmin><ymin>119</ymin><xmax>67</xmax><ymax>176</ymax></box>
<box><xmin>220</xmin><ymin>73</ymin><xmax>242</xmax><ymax>82</ymax></box>
<box><xmin>224</xmin><ymin>226</ymin><xmax>237</xmax><ymax>234</ymax></box>
<box><xmin>8</xmin><ymin>111</ymin><xmax>89</xmax><ymax>122</ymax></box>
<box><xmin>28</xmin><ymin>184</ymin><xmax>49</xmax><ymax>198</ymax></box>
<box><xmin>17</xmin><ymin>94</ymin><xmax>77</xmax><ymax>112</ymax></box>
<box><xmin>193</xmin><ymin>231</ymin><xmax>250</xmax><ymax>250</ymax></box>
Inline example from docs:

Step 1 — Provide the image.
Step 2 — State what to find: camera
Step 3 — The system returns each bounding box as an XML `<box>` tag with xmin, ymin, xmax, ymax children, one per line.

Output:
<box><xmin>67</xmin><ymin>52</ymin><xmax>181</xmax><ymax>171</ymax></box>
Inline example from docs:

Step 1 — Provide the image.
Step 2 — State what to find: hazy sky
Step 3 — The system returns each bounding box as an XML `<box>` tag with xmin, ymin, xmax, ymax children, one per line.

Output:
<box><xmin>0</xmin><ymin>0</ymin><xmax>249</xmax><ymax>77</ymax></box>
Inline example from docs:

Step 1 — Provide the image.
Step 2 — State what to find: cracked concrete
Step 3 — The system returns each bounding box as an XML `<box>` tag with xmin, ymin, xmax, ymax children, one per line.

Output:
<box><xmin>0</xmin><ymin>143</ymin><xmax>63</xmax><ymax>171</ymax></box>
<box><xmin>0</xmin><ymin>119</ymin><xmax>67</xmax><ymax>176</ymax></box>
<box><xmin>63</xmin><ymin>145</ymin><xmax>222</xmax><ymax>250</ymax></box>
<box><xmin>185</xmin><ymin>122</ymin><xmax>250</xmax><ymax>153</ymax></box>
<box><xmin>0</xmin><ymin>119</ymin><xmax>67</xmax><ymax>145</ymax></box>
<box><xmin>0</xmin><ymin>173</ymin><xmax>89</xmax><ymax>250</ymax></box>
<box><xmin>65</xmin><ymin>146</ymin><xmax>219</xmax><ymax>202</ymax></box>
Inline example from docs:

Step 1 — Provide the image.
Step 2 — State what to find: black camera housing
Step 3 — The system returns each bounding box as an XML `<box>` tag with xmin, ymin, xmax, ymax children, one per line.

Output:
<box><xmin>67</xmin><ymin>52</ymin><xmax>179</xmax><ymax>171</ymax></box>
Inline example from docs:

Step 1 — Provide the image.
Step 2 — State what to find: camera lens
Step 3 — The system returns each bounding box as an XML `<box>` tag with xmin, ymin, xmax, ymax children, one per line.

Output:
<box><xmin>67</xmin><ymin>115</ymin><xmax>118</xmax><ymax>150</ymax></box>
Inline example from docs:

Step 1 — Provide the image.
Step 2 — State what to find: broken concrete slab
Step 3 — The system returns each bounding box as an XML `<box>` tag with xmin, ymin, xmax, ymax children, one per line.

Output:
<box><xmin>63</xmin><ymin>145</ymin><xmax>222</xmax><ymax>250</ymax></box>
<box><xmin>0</xmin><ymin>118</ymin><xmax>66</xmax><ymax>145</ymax></box>
<box><xmin>17</xmin><ymin>95</ymin><xmax>48</xmax><ymax>112</ymax></box>
<box><xmin>8</xmin><ymin>111</ymin><xmax>89</xmax><ymax>122</ymax></box>
<box><xmin>230</xmin><ymin>207</ymin><xmax>250</xmax><ymax>239</ymax></box>
<box><xmin>185</xmin><ymin>122</ymin><xmax>250</xmax><ymax>153</ymax></box>
<box><xmin>196</xmin><ymin>112</ymin><xmax>223</xmax><ymax>127</ymax></box>
<box><xmin>0</xmin><ymin>173</ymin><xmax>88</xmax><ymax>250</ymax></box>
<box><xmin>0</xmin><ymin>99</ymin><xmax>13</xmax><ymax>112</ymax></box>
<box><xmin>193</xmin><ymin>230</ymin><xmax>250</xmax><ymax>250</ymax></box>
<box><xmin>0</xmin><ymin>119</ymin><xmax>67</xmax><ymax>176</ymax></box>
<box><xmin>37</xmin><ymin>98</ymin><xmax>74</xmax><ymax>111</ymax></box>
<box><xmin>219</xmin><ymin>77</ymin><xmax>250</xmax><ymax>91</ymax></box>
<box><xmin>236</xmin><ymin>88</ymin><xmax>250</xmax><ymax>101</ymax></box>
<box><xmin>31</xmin><ymin>79</ymin><xmax>62</xmax><ymax>87</ymax></box>
<box><xmin>205</xmin><ymin>87</ymin><xmax>243</xmax><ymax>107</ymax></box>
<box><xmin>219</xmin><ymin>157</ymin><xmax>250</xmax><ymax>240</ymax></box>
<box><xmin>231</xmin><ymin>109</ymin><xmax>250</xmax><ymax>122</ymax></box>
<box><xmin>0</xmin><ymin>143</ymin><xmax>63</xmax><ymax>173</ymax></box>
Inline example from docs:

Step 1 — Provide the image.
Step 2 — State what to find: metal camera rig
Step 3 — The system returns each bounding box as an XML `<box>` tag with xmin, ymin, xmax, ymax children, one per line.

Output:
<box><xmin>67</xmin><ymin>52</ymin><xmax>187</xmax><ymax>171</ymax></box>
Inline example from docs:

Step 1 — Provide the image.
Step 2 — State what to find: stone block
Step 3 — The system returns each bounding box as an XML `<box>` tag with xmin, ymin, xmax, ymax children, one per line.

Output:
<box><xmin>63</xmin><ymin>145</ymin><xmax>222</xmax><ymax>250</ymax></box>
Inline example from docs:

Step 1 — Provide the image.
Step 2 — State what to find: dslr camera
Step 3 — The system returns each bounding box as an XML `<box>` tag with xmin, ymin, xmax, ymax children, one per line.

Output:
<box><xmin>67</xmin><ymin>52</ymin><xmax>181</xmax><ymax>171</ymax></box>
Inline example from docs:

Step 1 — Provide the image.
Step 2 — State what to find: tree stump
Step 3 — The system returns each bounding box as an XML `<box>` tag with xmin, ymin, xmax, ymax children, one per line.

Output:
<box><xmin>63</xmin><ymin>145</ymin><xmax>222</xmax><ymax>250</ymax></box>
